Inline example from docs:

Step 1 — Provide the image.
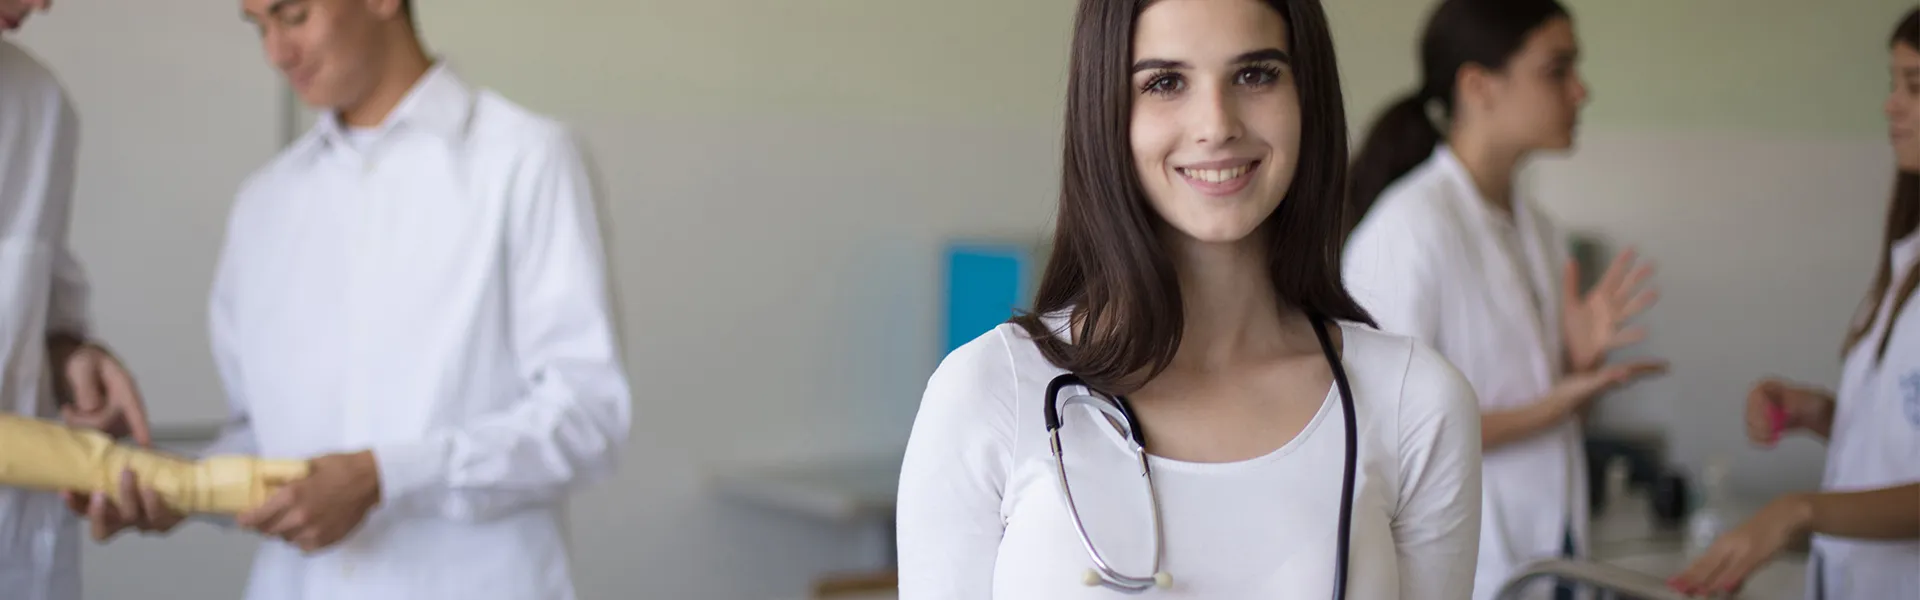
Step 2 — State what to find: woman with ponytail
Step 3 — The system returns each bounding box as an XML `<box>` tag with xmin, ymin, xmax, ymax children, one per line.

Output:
<box><xmin>1341</xmin><ymin>1</ymin><xmax>1669</xmax><ymax>599</ymax></box>
<box><xmin>1669</xmin><ymin>9</ymin><xmax>1920</xmax><ymax>598</ymax></box>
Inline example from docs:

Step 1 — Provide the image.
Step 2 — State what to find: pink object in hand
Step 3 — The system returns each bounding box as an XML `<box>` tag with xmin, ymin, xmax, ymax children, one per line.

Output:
<box><xmin>1766</xmin><ymin>402</ymin><xmax>1787</xmax><ymax>444</ymax></box>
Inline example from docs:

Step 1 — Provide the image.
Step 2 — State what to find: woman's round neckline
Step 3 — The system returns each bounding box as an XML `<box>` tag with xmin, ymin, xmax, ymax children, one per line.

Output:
<box><xmin>1089</xmin><ymin>370</ymin><xmax>1343</xmax><ymax>475</ymax></box>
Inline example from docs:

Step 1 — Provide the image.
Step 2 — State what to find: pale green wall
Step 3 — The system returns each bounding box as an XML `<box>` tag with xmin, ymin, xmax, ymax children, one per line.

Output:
<box><xmin>425</xmin><ymin>0</ymin><xmax>1910</xmax><ymax>134</ymax></box>
<box><xmin>1329</xmin><ymin>0</ymin><xmax>1916</xmax><ymax>137</ymax></box>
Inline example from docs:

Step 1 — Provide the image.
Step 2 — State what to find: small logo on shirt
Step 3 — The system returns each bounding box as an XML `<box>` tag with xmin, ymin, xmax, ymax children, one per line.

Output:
<box><xmin>1902</xmin><ymin>370</ymin><xmax>1920</xmax><ymax>427</ymax></box>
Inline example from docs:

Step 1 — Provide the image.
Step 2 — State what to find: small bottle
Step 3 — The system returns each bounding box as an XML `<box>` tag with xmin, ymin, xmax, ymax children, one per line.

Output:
<box><xmin>1685</xmin><ymin>457</ymin><xmax>1730</xmax><ymax>557</ymax></box>
<box><xmin>1604</xmin><ymin>456</ymin><xmax>1632</xmax><ymax>518</ymax></box>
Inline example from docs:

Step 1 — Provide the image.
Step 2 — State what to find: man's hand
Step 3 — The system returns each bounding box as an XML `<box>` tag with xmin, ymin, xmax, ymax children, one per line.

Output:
<box><xmin>238</xmin><ymin>451</ymin><xmax>381</xmax><ymax>553</ymax></box>
<box><xmin>1669</xmin><ymin>494</ymin><xmax>1812</xmax><ymax>597</ymax></box>
<box><xmin>60</xmin><ymin>469</ymin><xmax>186</xmax><ymax>542</ymax></box>
<box><xmin>50</xmin><ymin>337</ymin><xmax>151</xmax><ymax>447</ymax></box>
<box><xmin>1561</xmin><ymin>249</ymin><xmax>1659</xmax><ymax>373</ymax></box>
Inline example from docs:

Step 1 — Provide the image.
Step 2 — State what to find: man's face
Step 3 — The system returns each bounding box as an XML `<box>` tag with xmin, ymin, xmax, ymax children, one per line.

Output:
<box><xmin>242</xmin><ymin>0</ymin><xmax>391</xmax><ymax>110</ymax></box>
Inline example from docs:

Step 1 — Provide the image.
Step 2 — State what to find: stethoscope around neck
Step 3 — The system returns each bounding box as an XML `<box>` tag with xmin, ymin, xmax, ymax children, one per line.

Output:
<box><xmin>1042</xmin><ymin>312</ymin><xmax>1359</xmax><ymax>597</ymax></box>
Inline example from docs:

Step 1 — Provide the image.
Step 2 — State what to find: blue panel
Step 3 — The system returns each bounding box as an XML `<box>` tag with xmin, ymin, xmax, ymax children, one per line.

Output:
<box><xmin>944</xmin><ymin>243</ymin><xmax>1032</xmax><ymax>358</ymax></box>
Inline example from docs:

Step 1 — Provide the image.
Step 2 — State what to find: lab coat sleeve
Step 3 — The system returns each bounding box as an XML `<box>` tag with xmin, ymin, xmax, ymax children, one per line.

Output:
<box><xmin>201</xmin><ymin>207</ymin><xmax>259</xmax><ymax>460</ymax></box>
<box><xmin>42</xmin><ymin>98</ymin><xmax>90</xmax><ymax>340</ymax></box>
<box><xmin>895</xmin><ymin>332</ymin><xmax>1018</xmax><ymax>600</ymax></box>
<box><xmin>1343</xmin><ymin>213</ymin><xmax>1442</xmax><ymax>346</ymax></box>
<box><xmin>371</xmin><ymin>129</ymin><xmax>633</xmax><ymax>522</ymax></box>
<box><xmin>1391</xmin><ymin>342</ymin><xmax>1483</xmax><ymax>597</ymax></box>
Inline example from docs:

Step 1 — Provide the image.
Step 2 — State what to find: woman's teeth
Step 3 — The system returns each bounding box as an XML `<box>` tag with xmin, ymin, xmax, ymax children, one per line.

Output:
<box><xmin>1179</xmin><ymin>164</ymin><xmax>1251</xmax><ymax>183</ymax></box>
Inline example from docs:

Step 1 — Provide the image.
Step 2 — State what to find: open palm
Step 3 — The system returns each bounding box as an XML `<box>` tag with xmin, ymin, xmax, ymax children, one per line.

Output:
<box><xmin>1562</xmin><ymin>248</ymin><xmax>1658</xmax><ymax>373</ymax></box>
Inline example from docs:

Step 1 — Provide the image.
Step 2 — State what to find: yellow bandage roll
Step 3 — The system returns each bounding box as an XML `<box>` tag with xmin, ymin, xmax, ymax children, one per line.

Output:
<box><xmin>0</xmin><ymin>412</ymin><xmax>308</xmax><ymax>515</ymax></box>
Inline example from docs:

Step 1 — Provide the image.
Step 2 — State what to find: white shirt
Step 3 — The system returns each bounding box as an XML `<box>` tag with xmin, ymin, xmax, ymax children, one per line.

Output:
<box><xmin>1811</xmin><ymin>231</ymin><xmax>1920</xmax><ymax>599</ymax></box>
<box><xmin>0</xmin><ymin>39</ymin><xmax>93</xmax><ymax>600</ymax></box>
<box><xmin>202</xmin><ymin>63</ymin><xmax>633</xmax><ymax>600</ymax></box>
<box><xmin>1343</xmin><ymin>146</ymin><xmax>1584</xmax><ymax>600</ymax></box>
<box><xmin>895</xmin><ymin>317</ymin><xmax>1484</xmax><ymax>599</ymax></box>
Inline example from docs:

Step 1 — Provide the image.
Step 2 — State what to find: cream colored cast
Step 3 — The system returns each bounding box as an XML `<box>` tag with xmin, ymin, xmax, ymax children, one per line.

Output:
<box><xmin>0</xmin><ymin>413</ymin><xmax>307</xmax><ymax>515</ymax></box>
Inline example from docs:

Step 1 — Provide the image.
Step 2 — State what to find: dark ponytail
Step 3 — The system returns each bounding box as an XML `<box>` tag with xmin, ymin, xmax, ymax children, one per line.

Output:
<box><xmin>1346</xmin><ymin>0</ymin><xmax>1569</xmax><ymax>227</ymax></box>
<box><xmin>1348</xmin><ymin>92</ymin><xmax>1443</xmax><ymax>225</ymax></box>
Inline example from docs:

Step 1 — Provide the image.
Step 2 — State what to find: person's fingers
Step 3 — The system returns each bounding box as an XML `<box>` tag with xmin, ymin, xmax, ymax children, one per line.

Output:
<box><xmin>1562</xmin><ymin>257</ymin><xmax>1583</xmax><ymax>299</ymax></box>
<box><xmin>1597</xmin><ymin>248</ymin><xmax>1637</xmax><ymax>297</ymax></box>
<box><xmin>101</xmin><ymin>360</ymin><xmax>151</xmax><ymax>447</ymax></box>
<box><xmin>1670</xmin><ymin>545</ymin><xmax>1733</xmax><ymax>595</ymax></box>
<box><xmin>62</xmin><ymin>490</ymin><xmax>91</xmax><ymax>518</ymax></box>
<box><xmin>1612</xmin><ymin>262</ymin><xmax>1656</xmax><ymax>305</ymax></box>
<box><xmin>87</xmin><ymin>491</ymin><xmax>118</xmax><ymax>542</ymax></box>
<box><xmin>1747</xmin><ymin>397</ymin><xmax>1774</xmax><ymax>445</ymax></box>
<box><xmin>1617</xmin><ymin>288</ymin><xmax>1659</xmax><ymax>319</ymax></box>
<box><xmin>63</xmin><ymin>352</ymin><xmax>104</xmax><ymax>412</ymax></box>
<box><xmin>137</xmin><ymin>483</ymin><xmax>174</xmax><ymax>532</ymax></box>
<box><xmin>238</xmin><ymin>486</ymin><xmax>296</xmax><ymax>532</ymax></box>
<box><xmin>117</xmin><ymin>470</ymin><xmax>150</xmax><ymax>526</ymax></box>
<box><xmin>1606</xmin><ymin>325</ymin><xmax>1648</xmax><ymax>350</ymax></box>
<box><xmin>1704</xmin><ymin>547</ymin><xmax>1763</xmax><ymax>596</ymax></box>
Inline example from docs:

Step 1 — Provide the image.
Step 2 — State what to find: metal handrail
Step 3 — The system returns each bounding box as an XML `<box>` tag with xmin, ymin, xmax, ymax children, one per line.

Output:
<box><xmin>1495</xmin><ymin>558</ymin><xmax>1699</xmax><ymax>600</ymax></box>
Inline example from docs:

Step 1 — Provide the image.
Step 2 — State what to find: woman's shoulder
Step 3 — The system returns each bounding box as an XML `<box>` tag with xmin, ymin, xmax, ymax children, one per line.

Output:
<box><xmin>1336</xmin><ymin>322</ymin><xmax>1479</xmax><ymax>418</ymax></box>
<box><xmin>916</xmin><ymin>322</ymin><xmax>1060</xmax><ymax>430</ymax></box>
<box><xmin>1367</xmin><ymin>155</ymin><xmax>1461</xmax><ymax>220</ymax></box>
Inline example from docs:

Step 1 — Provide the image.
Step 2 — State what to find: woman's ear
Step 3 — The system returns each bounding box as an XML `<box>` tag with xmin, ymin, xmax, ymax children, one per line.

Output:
<box><xmin>364</xmin><ymin>0</ymin><xmax>405</xmax><ymax>20</ymax></box>
<box><xmin>1454</xmin><ymin>64</ymin><xmax>1500</xmax><ymax>117</ymax></box>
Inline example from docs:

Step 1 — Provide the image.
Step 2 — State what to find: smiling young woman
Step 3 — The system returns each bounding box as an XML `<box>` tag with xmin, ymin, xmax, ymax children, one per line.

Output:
<box><xmin>894</xmin><ymin>0</ymin><xmax>1484</xmax><ymax>598</ymax></box>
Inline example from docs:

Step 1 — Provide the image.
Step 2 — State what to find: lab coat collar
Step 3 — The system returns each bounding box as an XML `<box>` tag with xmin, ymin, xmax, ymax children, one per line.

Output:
<box><xmin>1429</xmin><ymin>144</ymin><xmax>1534</xmax><ymax>229</ymax></box>
<box><xmin>1430</xmin><ymin>143</ymin><xmax>1564</xmax><ymax>384</ymax></box>
<box><xmin>292</xmin><ymin>60</ymin><xmax>476</xmax><ymax>161</ymax></box>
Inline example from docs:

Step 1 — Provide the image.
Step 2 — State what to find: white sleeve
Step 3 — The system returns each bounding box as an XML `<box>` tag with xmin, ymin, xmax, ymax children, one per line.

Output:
<box><xmin>202</xmin><ymin>204</ymin><xmax>256</xmax><ymax>460</ymax></box>
<box><xmin>43</xmin><ymin>97</ymin><xmax>90</xmax><ymax>340</ymax></box>
<box><xmin>1391</xmin><ymin>343</ymin><xmax>1483</xmax><ymax>597</ymax></box>
<box><xmin>1344</xmin><ymin>214</ymin><xmax>1441</xmax><ymax>346</ymax></box>
<box><xmin>896</xmin><ymin>332</ymin><xmax>1019</xmax><ymax>600</ymax></box>
<box><xmin>371</xmin><ymin>129</ymin><xmax>633</xmax><ymax>521</ymax></box>
<box><xmin>193</xmin><ymin>213</ymin><xmax>257</xmax><ymax>529</ymax></box>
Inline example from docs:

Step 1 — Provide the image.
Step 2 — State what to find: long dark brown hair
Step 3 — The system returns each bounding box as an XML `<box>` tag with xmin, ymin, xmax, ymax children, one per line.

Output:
<box><xmin>1843</xmin><ymin>7</ymin><xmax>1920</xmax><ymax>363</ymax></box>
<box><xmin>1011</xmin><ymin>0</ymin><xmax>1371</xmax><ymax>394</ymax></box>
<box><xmin>1346</xmin><ymin>0</ymin><xmax>1569</xmax><ymax>227</ymax></box>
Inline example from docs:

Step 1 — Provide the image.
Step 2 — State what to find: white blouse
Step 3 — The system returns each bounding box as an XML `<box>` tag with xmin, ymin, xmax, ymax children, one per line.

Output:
<box><xmin>896</xmin><ymin>318</ymin><xmax>1484</xmax><ymax>599</ymax></box>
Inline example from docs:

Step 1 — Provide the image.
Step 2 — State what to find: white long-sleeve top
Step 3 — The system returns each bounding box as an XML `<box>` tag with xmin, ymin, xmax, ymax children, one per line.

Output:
<box><xmin>202</xmin><ymin>63</ymin><xmax>632</xmax><ymax>600</ymax></box>
<box><xmin>896</xmin><ymin>316</ymin><xmax>1484</xmax><ymax>599</ymax></box>
<box><xmin>0</xmin><ymin>39</ymin><xmax>93</xmax><ymax>600</ymax></box>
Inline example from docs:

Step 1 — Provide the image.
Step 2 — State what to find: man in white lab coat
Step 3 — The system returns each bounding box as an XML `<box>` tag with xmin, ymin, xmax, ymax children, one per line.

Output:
<box><xmin>0</xmin><ymin>3</ymin><xmax>160</xmax><ymax>600</ymax></box>
<box><xmin>79</xmin><ymin>1</ymin><xmax>634</xmax><ymax>598</ymax></box>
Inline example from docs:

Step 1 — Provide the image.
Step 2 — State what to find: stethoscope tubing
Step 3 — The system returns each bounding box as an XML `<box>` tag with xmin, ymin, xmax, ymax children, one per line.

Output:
<box><xmin>1044</xmin><ymin>312</ymin><xmax>1357</xmax><ymax>598</ymax></box>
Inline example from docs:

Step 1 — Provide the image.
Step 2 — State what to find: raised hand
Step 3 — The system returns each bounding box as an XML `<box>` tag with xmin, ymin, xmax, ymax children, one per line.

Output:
<box><xmin>1562</xmin><ymin>248</ymin><xmax>1659</xmax><ymax>373</ymax></box>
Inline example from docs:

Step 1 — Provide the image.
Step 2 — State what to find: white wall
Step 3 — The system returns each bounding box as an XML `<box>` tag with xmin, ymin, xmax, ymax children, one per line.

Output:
<box><xmin>1527</xmin><ymin>132</ymin><xmax>1898</xmax><ymax>498</ymax></box>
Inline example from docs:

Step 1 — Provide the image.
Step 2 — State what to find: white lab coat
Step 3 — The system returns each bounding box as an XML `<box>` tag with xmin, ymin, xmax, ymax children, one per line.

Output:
<box><xmin>202</xmin><ymin>63</ymin><xmax>633</xmax><ymax>599</ymax></box>
<box><xmin>1344</xmin><ymin>146</ymin><xmax>1587</xmax><ymax>600</ymax></box>
<box><xmin>0</xmin><ymin>40</ymin><xmax>94</xmax><ymax>600</ymax></box>
<box><xmin>1808</xmin><ymin>230</ymin><xmax>1920</xmax><ymax>599</ymax></box>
